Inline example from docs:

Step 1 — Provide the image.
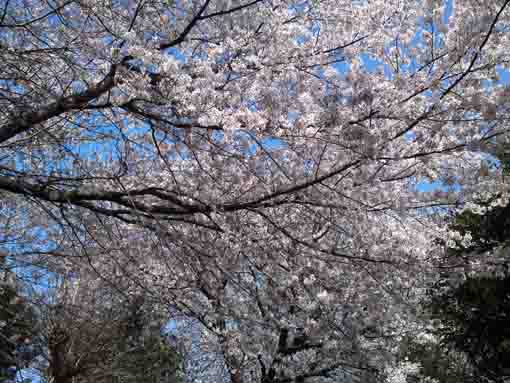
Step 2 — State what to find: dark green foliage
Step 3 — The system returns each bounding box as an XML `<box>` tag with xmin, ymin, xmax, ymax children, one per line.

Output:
<box><xmin>45</xmin><ymin>292</ymin><xmax>183</xmax><ymax>383</ymax></box>
<box><xmin>429</xmin><ymin>276</ymin><xmax>510</xmax><ymax>382</ymax></box>
<box><xmin>449</xmin><ymin>199</ymin><xmax>510</xmax><ymax>255</ymax></box>
<box><xmin>112</xmin><ymin>329</ymin><xmax>183</xmax><ymax>383</ymax></box>
<box><xmin>0</xmin><ymin>283</ymin><xmax>36</xmax><ymax>383</ymax></box>
<box><xmin>111</xmin><ymin>300</ymin><xmax>182</xmax><ymax>383</ymax></box>
<box><xmin>399</xmin><ymin>336</ymin><xmax>473</xmax><ymax>383</ymax></box>
<box><xmin>494</xmin><ymin>142</ymin><xmax>510</xmax><ymax>177</ymax></box>
<box><xmin>424</xmin><ymin>197</ymin><xmax>510</xmax><ymax>382</ymax></box>
<box><xmin>1</xmin><ymin>271</ymin><xmax>183</xmax><ymax>383</ymax></box>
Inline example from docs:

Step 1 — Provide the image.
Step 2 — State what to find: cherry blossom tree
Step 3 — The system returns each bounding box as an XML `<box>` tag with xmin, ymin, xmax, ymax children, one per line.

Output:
<box><xmin>1</xmin><ymin>0</ymin><xmax>510</xmax><ymax>381</ymax></box>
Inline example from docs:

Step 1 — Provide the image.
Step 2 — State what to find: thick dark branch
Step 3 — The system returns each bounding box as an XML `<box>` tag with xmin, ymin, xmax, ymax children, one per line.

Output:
<box><xmin>320</xmin><ymin>35</ymin><xmax>368</xmax><ymax>55</ymax></box>
<box><xmin>237</xmin><ymin>159</ymin><xmax>361</xmax><ymax>207</ymax></box>
<box><xmin>0</xmin><ymin>65</ymin><xmax>118</xmax><ymax>144</ymax></box>
<box><xmin>159</xmin><ymin>0</ymin><xmax>264</xmax><ymax>50</ymax></box>
<box><xmin>276</xmin><ymin>361</ymin><xmax>376</xmax><ymax>383</ymax></box>
<box><xmin>0</xmin><ymin>0</ymin><xmax>11</xmax><ymax>25</ymax></box>
<box><xmin>198</xmin><ymin>0</ymin><xmax>263</xmax><ymax>20</ymax></box>
<box><xmin>277</xmin><ymin>328</ymin><xmax>288</xmax><ymax>354</ymax></box>
<box><xmin>122</xmin><ymin>102</ymin><xmax>222</xmax><ymax>130</ymax></box>
<box><xmin>0</xmin><ymin>0</ymin><xmax>74</xmax><ymax>28</ymax></box>
<box><xmin>0</xmin><ymin>173</ymin><xmax>344</xmax><ymax>220</ymax></box>
<box><xmin>390</xmin><ymin>106</ymin><xmax>436</xmax><ymax>141</ymax></box>
<box><xmin>0</xmin><ymin>176</ymin><xmax>192</xmax><ymax>215</ymax></box>
<box><xmin>278</xmin><ymin>342</ymin><xmax>322</xmax><ymax>356</ymax></box>
<box><xmin>160</xmin><ymin>0</ymin><xmax>212</xmax><ymax>50</ymax></box>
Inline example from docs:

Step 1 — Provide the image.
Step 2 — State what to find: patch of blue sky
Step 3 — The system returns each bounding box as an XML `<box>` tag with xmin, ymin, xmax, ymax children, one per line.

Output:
<box><xmin>496</xmin><ymin>66</ymin><xmax>510</xmax><ymax>85</ymax></box>
<box><xmin>167</xmin><ymin>47</ymin><xmax>188</xmax><ymax>62</ymax></box>
<box><xmin>47</xmin><ymin>9</ymin><xmax>76</xmax><ymax>29</ymax></box>
<box><xmin>16</xmin><ymin>369</ymin><xmax>40</xmax><ymax>383</ymax></box>
<box><xmin>0</xmin><ymin>207</ymin><xmax>62</xmax><ymax>296</ymax></box>
<box><xmin>360</xmin><ymin>52</ymin><xmax>381</xmax><ymax>73</ymax></box>
<box><xmin>443</xmin><ymin>0</ymin><xmax>454</xmax><ymax>24</ymax></box>
<box><xmin>62</xmin><ymin>114</ymin><xmax>124</xmax><ymax>163</ymax></box>
<box><xmin>9</xmin><ymin>108</ymin><xmax>163</xmax><ymax>179</ymax></box>
<box><xmin>333</xmin><ymin>60</ymin><xmax>350</xmax><ymax>77</ymax></box>
<box><xmin>335</xmin><ymin>32</ymin><xmax>422</xmax><ymax>80</ymax></box>
<box><xmin>415</xmin><ymin>179</ymin><xmax>457</xmax><ymax>193</ymax></box>
<box><xmin>353</xmin><ymin>1</ymin><xmax>454</xmax><ymax>80</ymax></box>
<box><xmin>0</xmin><ymin>219</ymin><xmax>43</xmax><ymax>255</ymax></box>
<box><xmin>415</xmin><ymin>180</ymin><xmax>447</xmax><ymax>193</ymax></box>
<box><xmin>288</xmin><ymin>0</ymin><xmax>309</xmax><ymax>15</ymax></box>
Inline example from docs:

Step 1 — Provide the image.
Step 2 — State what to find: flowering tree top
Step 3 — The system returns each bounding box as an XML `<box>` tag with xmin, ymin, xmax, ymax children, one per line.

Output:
<box><xmin>1</xmin><ymin>0</ymin><xmax>510</xmax><ymax>381</ymax></box>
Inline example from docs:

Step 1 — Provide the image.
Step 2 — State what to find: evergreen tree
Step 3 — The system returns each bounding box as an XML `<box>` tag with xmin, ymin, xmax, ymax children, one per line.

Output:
<box><xmin>109</xmin><ymin>297</ymin><xmax>183</xmax><ymax>383</ymax></box>
<box><xmin>429</xmin><ymin>275</ymin><xmax>510</xmax><ymax>382</ymax></box>
<box><xmin>0</xmin><ymin>262</ymin><xmax>36</xmax><ymax>383</ymax></box>
<box><xmin>38</xmin><ymin>282</ymin><xmax>183</xmax><ymax>383</ymax></box>
<box><xmin>424</xmin><ymin>198</ymin><xmax>510</xmax><ymax>382</ymax></box>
